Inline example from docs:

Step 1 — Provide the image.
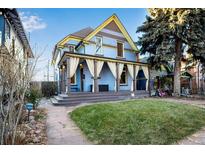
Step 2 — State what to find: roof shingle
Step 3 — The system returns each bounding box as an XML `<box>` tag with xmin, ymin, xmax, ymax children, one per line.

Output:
<box><xmin>70</xmin><ymin>27</ymin><xmax>94</xmax><ymax>38</ymax></box>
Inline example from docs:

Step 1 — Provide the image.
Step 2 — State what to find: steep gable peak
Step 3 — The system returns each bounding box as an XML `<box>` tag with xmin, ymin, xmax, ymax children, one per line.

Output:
<box><xmin>84</xmin><ymin>14</ymin><xmax>138</xmax><ymax>52</ymax></box>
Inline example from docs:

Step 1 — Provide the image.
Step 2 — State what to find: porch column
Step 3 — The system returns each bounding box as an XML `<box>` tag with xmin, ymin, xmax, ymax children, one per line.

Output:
<box><xmin>116</xmin><ymin>62</ymin><xmax>119</xmax><ymax>92</ymax></box>
<box><xmin>62</xmin><ymin>66</ymin><xmax>65</xmax><ymax>93</ymax></box>
<box><xmin>94</xmin><ymin>60</ymin><xmax>98</xmax><ymax>93</ymax></box>
<box><xmin>66</xmin><ymin>58</ymin><xmax>71</xmax><ymax>94</ymax></box>
<box><xmin>133</xmin><ymin>65</ymin><xmax>136</xmax><ymax>92</ymax></box>
<box><xmin>58</xmin><ymin>68</ymin><xmax>61</xmax><ymax>94</ymax></box>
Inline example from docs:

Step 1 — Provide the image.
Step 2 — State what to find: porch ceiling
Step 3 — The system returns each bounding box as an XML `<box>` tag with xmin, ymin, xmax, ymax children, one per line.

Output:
<box><xmin>58</xmin><ymin>52</ymin><xmax>148</xmax><ymax>67</ymax></box>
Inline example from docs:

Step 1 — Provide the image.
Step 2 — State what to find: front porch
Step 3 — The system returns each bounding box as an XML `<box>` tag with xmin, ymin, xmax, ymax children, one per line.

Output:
<box><xmin>58</xmin><ymin>52</ymin><xmax>150</xmax><ymax>95</ymax></box>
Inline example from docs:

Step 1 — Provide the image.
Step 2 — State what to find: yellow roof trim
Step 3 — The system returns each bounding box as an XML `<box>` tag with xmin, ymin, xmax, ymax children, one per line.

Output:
<box><xmin>52</xmin><ymin>36</ymin><xmax>83</xmax><ymax>64</ymax></box>
<box><xmin>84</xmin><ymin>14</ymin><xmax>138</xmax><ymax>52</ymax></box>
<box><xmin>57</xmin><ymin>35</ymin><xmax>82</xmax><ymax>47</ymax></box>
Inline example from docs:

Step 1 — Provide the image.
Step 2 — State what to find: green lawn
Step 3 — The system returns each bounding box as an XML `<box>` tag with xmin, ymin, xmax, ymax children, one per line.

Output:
<box><xmin>70</xmin><ymin>99</ymin><xmax>205</xmax><ymax>145</ymax></box>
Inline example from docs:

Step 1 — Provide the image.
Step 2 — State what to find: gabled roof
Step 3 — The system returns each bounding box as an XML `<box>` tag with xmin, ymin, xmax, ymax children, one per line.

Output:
<box><xmin>71</xmin><ymin>27</ymin><xmax>94</xmax><ymax>38</ymax></box>
<box><xmin>53</xmin><ymin>14</ymin><xmax>138</xmax><ymax>64</ymax></box>
<box><xmin>0</xmin><ymin>8</ymin><xmax>33</xmax><ymax>58</ymax></box>
<box><xmin>57</xmin><ymin>27</ymin><xmax>93</xmax><ymax>47</ymax></box>
<box><xmin>57</xmin><ymin>14</ymin><xmax>138</xmax><ymax>51</ymax></box>
<box><xmin>84</xmin><ymin>14</ymin><xmax>138</xmax><ymax>51</ymax></box>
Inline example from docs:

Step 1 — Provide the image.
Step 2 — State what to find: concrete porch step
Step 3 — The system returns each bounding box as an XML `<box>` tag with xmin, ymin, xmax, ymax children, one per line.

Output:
<box><xmin>55</xmin><ymin>95</ymin><xmax>128</xmax><ymax>103</ymax></box>
<box><xmin>58</xmin><ymin>90</ymin><xmax>148</xmax><ymax>99</ymax></box>
<box><xmin>51</xmin><ymin>91</ymin><xmax>149</xmax><ymax>106</ymax></box>
<box><xmin>51</xmin><ymin>95</ymin><xmax>148</xmax><ymax>106</ymax></box>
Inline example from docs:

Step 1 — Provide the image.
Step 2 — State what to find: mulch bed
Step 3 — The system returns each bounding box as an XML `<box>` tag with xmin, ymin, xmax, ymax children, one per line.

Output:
<box><xmin>16</xmin><ymin>108</ymin><xmax>47</xmax><ymax>145</ymax></box>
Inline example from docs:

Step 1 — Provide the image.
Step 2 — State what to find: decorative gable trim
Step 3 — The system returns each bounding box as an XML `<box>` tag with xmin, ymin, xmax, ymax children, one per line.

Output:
<box><xmin>84</xmin><ymin>14</ymin><xmax>138</xmax><ymax>52</ymax></box>
<box><xmin>53</xmin><ymin>35</ymin><xmax>84</xmax><ymax>63</ymax></box>
<box><xmin>57</xmin><ymin>35</ymin><xmax>82</xmax><ymax>48</ymax></box>
<box><xmin>52</xmin><ymin>14</ymin><xmax>139</xmax><ymax>65</ymax></box>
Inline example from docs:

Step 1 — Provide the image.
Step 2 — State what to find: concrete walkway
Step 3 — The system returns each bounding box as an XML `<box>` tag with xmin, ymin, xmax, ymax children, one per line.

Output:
<box><xmin>146</xmin><ymin>97</ymin><xmax>205</xmax><ymax>145</ymax></box>
<box><xmin>178</xmin><ymin>127</ymin><xmax>205</xmax><ymax>145</ymax></box>
<box><xmin>146</xmin><ymin>97</ymin><xmax>205</xmax><ymax>108</ymax></box>
<box><xmin>39</xmin><ymin>98</ymin><xmax>91</xmax><ymax>145</ymax></box>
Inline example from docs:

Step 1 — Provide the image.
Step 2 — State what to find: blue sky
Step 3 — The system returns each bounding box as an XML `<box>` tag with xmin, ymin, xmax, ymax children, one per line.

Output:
<box><xmin>18</xmin><ymin>8</ymin><xmax>148</xmax><ymax>81</ymax></box>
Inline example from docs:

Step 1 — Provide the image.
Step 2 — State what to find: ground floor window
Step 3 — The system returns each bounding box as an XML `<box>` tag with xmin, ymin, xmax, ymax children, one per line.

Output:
<box><xmin>120</xmin><ymin>65</ymin><xmax>128</xmax><ymax>85</ymax></box>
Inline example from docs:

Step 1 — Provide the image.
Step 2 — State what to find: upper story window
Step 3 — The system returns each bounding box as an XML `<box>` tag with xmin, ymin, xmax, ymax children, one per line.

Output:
<box><xmin>69</xmin><ymin>45</ymin><xmax>75</xmax><ymax>52</ymax></box>
<box><xmin>95</xmin><ymin>36</ymin><xmax>103</xmax><ymax>55</ymax></box>
<box><xmin>5</xmin><ymin>21</ymin><xmax>10</xmax><ymax>40</ymax></box>
<box><xmin>117</xmin><ymin>42</ymin><xmax>124</xmax><ymax>57</ymax></box>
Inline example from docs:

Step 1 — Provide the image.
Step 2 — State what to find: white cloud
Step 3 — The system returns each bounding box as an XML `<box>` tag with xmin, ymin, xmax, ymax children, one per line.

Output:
<box><xmin>19</xmin><ymin>12</ymin><xmax>47</xmax><ymax>32</ymax></box>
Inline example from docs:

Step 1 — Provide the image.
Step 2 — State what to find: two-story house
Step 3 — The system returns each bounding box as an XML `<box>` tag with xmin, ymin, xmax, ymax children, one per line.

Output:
<box><xmin>0</xmin><ymin>8</ymin><xmax>33</xmax><ymax>64</ymax></box>
<box><xmin>0</xmin><ymin>9</ymin><xmax>33</xmax><ymax>95</ymax></box>
<box><xmin>52</xmin><ymin>14</ymin><xmax>149</xmax><ymax>96</ymax></box>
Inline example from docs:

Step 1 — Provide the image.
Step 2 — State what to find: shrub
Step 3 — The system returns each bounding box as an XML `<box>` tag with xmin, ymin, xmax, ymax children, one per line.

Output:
<box><xmin>25</xmin><ymin>88</ymin><xmax>42</xmax><ymax>109</ymax></box>
<box><xmin>41</xmin><ymin>82</ymin><xmax>58</xmax><ymax>97</ymax></box>
<box><xmin>4</xmin><ymin>131</ymin><xmax>26</xmax><ymax>145</ymax></box>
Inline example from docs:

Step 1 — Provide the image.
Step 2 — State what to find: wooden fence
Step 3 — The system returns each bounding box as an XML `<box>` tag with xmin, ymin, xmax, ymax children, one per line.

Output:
<box><xmin>30</xmin><ymin>81</ymin><xmax>58</xmax><ymax>97</ymax></box>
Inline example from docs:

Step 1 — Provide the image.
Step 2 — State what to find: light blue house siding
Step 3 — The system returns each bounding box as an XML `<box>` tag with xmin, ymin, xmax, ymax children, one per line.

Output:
<box><xmin>53</xmin><ymin>14</ymin><xmax>148</xmax><ymax>94</ymax></box>
<box><xmin>83</xmin><ymin>62</ymin><xmax>93</xmax><ymax>92</ymax></box>
<box><xmin>72</xmin><ymin>66</ymin><xmax>81</xmax><ymax>91</ymax></box>
<box><xmin>80</xmin><ymin>35</ymin><xmax>136</xmax><ymax>91</ymax></box>
<box><xmin>62</xmin><ymin>66</ymin><xmax>81</xmax><ymax>92</ymax></box>
<box><xmin>84</xmin><ymin>35</ymin><xmax>136</xmax><ymax>62</ymax></box>
<box><xmin>58</xmin><ymin>37</ymin><xmax>140</xmax><ymax>92</ymax></box>
<box><xmin>60</xmin><ymin>35</ymin><xmax>136</xmax><ymax>62</ymax></box>
<box><xmin>59</xmin><ymin>35</ymin><xmax>137</xmax><ymax>92</ymax></box>
<box><xmin>67</xmin><ymin>61</ymin><xmax>133</xmax><ymax>92</ymax></box>
<box><xmin>83</xmin><ymin>62</ymin><xmax>116</xmax><ymax>92</ymax></box>
<box><xmin>98</xmin><ymin>64</ymin><xmax>115</xmax><ymax>91</ymax></box>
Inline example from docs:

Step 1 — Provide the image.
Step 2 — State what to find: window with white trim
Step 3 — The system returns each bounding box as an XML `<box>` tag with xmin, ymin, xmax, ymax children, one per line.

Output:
<box><xmin>68</xmin><ymin>45</ymin><xmax>75</xmax><ymax>52</ymax></box>
<box><xmin>95</xmin><ymin>36</ymin><xmax>103</xmax><ymax>55</ymax></box>
<box><xmin>117</xmin><ymin>42</ymin><xmax>124</xmax><ymax>57</ymax></box>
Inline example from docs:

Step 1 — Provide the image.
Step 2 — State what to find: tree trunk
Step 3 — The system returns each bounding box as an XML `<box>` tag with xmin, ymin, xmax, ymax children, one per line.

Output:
<box><xmin>173</xmin><ymin>38</ymin><xmax>182</xmax><ymax>96</ymax></box>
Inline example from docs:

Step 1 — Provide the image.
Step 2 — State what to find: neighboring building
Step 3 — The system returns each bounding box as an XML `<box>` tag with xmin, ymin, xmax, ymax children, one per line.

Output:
<box><xmin>143</xmin><ymin>53</ymin><xmax>205</xmax><ymax>95</ymax></box>
<box><xmin>0</xmin><ymin>8</ymin><xmax>33</xmax><ymax>95</ymax></box>
<box><xmin>52</xmin><ymin>14</ymin><xmax>149</xmax><ymax>94</ymax></box>
<box><xmin>181</xmin><ymin>58</ymin><xmax>205</xmax><ymax>94</ymax></box>
<box><xmin>0</xmin><ymin>8</ymin><xmax>33</xmax><ymax>63</ymax></box>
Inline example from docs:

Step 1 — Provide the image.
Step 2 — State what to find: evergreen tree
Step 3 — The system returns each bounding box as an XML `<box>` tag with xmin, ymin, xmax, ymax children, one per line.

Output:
<box><xmin>137</xmin><ymin>8</ymin><xmax>205</xmax><ymax>96</ymax></box>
